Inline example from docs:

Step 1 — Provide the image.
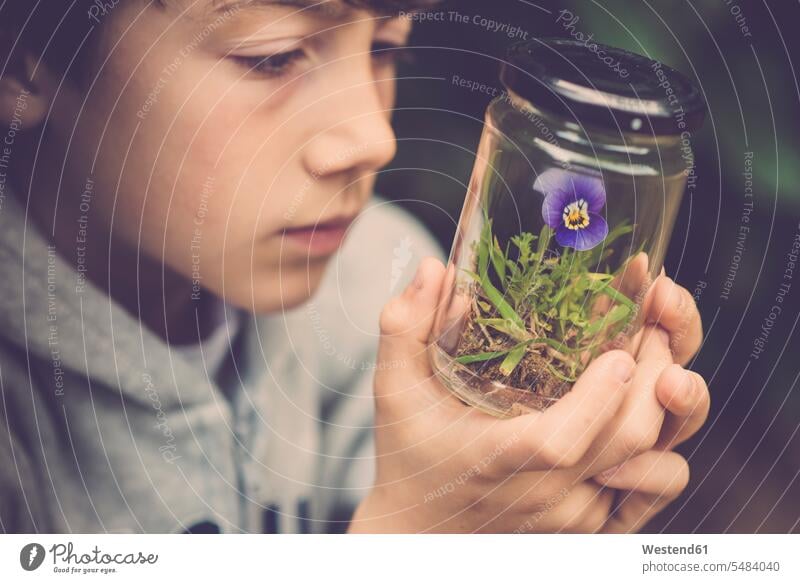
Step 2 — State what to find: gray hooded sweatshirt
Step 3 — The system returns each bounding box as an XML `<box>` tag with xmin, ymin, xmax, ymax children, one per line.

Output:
<box><xmin>0</xmin><ymin>186</ymin><xmax>443</xmax><ymax>533</ymax></box>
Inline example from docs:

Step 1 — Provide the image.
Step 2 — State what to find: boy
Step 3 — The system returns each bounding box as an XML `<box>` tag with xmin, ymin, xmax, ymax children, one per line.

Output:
<box><xmin>0</xmin><ymin>0</ymin><xmax>709</xmax><ymax>533</ymax></box>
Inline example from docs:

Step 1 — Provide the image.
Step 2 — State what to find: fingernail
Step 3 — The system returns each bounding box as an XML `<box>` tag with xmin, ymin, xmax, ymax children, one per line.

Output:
<box><xmin>597</xmin><ymin>463</ymin><xmax>624</xmax><ymax>481</ymax></box>
<box><xmin>660</xmin><ymin>266</ymin><xmax>666</xmax><ymax>277</ymax></box>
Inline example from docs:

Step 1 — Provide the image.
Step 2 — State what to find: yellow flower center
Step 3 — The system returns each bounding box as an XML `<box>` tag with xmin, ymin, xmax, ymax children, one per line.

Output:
<box><xmin>563</xmin><ymin>199</ymin><xmax>590</xmax><ymax>230</ymax></box>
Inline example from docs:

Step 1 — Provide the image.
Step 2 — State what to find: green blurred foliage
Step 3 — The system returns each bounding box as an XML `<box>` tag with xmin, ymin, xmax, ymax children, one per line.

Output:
<box><xmin>563</xmin><ymin>0</ymin><xmax>799</xmax><ymax>205</ymax></box>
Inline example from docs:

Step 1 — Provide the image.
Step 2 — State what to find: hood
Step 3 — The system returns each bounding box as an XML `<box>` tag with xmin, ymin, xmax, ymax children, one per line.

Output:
<box><xmin>0</xmin><ymin>186</ymin><xmax>221</xmax><ymax>409</ymax></box>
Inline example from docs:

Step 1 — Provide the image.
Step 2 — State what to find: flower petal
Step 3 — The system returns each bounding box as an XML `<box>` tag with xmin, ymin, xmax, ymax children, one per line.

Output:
<box><xmin>554</xmin><ymin>225</ymin><xmax>580</xmax><ymax>248</ymax></box>
<box><xmin>571</xmin><ymin>173</ymin><xmax>606</xmax><ymax>212</ymax></box>
<box><xmin>533</xmin><ymin>168</ymin><xmax>572</xmax><ymax>196</ymax></box>
<box><xmin>554</xmin><ymin>214</ymin><xmax>609</xmax><ymax>251</ymax></box>
<box><xmin>535</xmin><ymin>168</ymin><xmax>607</xmax><ymax>217</ymax></box>
<box><xmin>541</xmin><ymin>189</ymin><xmax>569</xmax><ymax>228</ymax></box>
<box><xmin>575</xmin><ymin>213</ymin><xmax>609</xmax><ymax>251</ymax></box>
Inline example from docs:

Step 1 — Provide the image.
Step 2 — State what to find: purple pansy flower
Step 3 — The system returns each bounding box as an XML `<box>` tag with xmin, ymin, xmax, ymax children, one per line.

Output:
<box><xmin>534</xmin><ymin>168</ymin><xmax>609</xmax><ymax>251</ymax></box>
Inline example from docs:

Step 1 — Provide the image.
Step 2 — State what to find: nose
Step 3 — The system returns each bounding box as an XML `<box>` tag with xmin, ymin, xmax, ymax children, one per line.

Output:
<box><xmin>301</xmin><ymin>58</ymin><xmax>398</xmax><ymax>179</ymax></box>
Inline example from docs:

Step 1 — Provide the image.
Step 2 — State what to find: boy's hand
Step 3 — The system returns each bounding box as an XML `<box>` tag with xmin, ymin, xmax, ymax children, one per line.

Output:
<box><xmin>586</xmin><ymin>276</ymin><xmax>710</xmax><ymax>533</ymax></box>
<box><xmin>584</xmin><ymin>350</ymin><xmax>710</xmax><ymax>533</ymax></box>
<box><xmin>574</xmin><ymin>270</ymin><xmax>707</xmax><ymax>477</ymax></box>
<box><xmin>349</xmin><ymin>258</ymin><xmax>706</xmax><ymax>533</ymax></box>
<box><xmin>640</xmin><ymin>274</ymin><xmax>709</xmax><ymax>449</ymax></box>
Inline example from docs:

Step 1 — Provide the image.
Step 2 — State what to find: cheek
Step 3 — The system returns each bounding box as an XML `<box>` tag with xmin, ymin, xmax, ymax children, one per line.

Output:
<box><xmin>165</xmin><ymin>96</ymin><xmax>268</xmax><ymax>234</ymax></box>
<box><xmin>188</xmin><ymin>115</ymin><xmax>306</xmax><ymax>234</ymax></box>
<box><xmin>172</xmin><ymin>131</ymin><xmax>278</xmax><ymax>245</ymax></box>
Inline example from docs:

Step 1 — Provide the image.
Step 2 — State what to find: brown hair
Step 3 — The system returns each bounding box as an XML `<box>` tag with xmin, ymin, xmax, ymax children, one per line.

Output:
<box><xmin>341</xmin><ymin>0</ymin><xmax>442</xmax><ymax>13</ymax></box>
<box><xmin>0</xmin><ymin>0</ymin><xmax>441</xmax><ymax>84</ymax></box>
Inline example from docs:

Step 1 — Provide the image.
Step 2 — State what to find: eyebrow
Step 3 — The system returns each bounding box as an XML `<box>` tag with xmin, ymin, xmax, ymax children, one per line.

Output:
<box><xmin>212</xmin><ymin>0</ymin><xmax>356</xmax><ymax>19</ymax></box>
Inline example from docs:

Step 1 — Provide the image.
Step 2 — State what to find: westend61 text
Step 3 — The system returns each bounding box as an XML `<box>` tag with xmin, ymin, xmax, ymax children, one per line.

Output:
<box><xmin>642</xmin><ymin>544</ymin><xmax>708</xmax><ymax>555</ymax></box>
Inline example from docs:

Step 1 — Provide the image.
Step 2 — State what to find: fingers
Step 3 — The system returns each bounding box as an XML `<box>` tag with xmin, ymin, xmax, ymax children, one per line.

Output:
<box><xmin>537</xmin><ymin>482</ymin><xmax>615</xmax><ymax>534</ymax></box>
<box><xmin>593</xmin><ymin>449</ymin><xmax>690</xmax><ymax>496</ymax></box>
<box><xmin>496</xmin><ymin>350</ymin><xmax>635</xmax><ymax>473</ymax></box>
<box><xmin>377</xmin><ymin>256</ymin><xmax>447</xmax><ymax>378</ymax></box>
<box><xmin>428</xmin><ymin>264</ymin><xmax>470</xmax><ymax>354</ymax></box>
<box><xmin>643</xmin><ymin>276</ymin><xmax>703</xmax><ymax>366</ymax></box>
<box><xmin>654</xmin><ymin>364</ymin><xmax>711</xmax><ymax>450</ymax></box>
<box><xmin>616</xmin><ymin>252</ymin><xmax>651</xmax><ymax>300</ymax></box>
<box><xmin>593</xmin><ymin>450</ymin><xmax>690</xmax><ymax>533</ymax></box>
<box><xmin>490</xmin><ymin>480</ymin><xmax>613</xmax><ymax>534</ymax></box>
<box><xmin>374</xmin><ymin>256</ymin><xmax>466</xmax><ymax>415</ymax></box>
<box><xmin>577</xmin><ymin>326</ymin><xmax>672</xmax><ymax>477</ymax></box>
<box><xmin>552</xmin><ymin>483</ymin><xmax>615</xmax><ymax>534</ymax></box>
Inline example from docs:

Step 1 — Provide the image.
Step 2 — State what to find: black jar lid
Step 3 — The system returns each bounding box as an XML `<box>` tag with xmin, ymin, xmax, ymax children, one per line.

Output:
<box><xmin>500</xmin><ymin>38</ymin><xmax>706</xmax><ymax>135</ymax></box>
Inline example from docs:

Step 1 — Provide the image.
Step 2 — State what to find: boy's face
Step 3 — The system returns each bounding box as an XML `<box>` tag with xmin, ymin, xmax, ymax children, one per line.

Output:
<box><xmin>46</xmin><ymin>0</ymin><xmax>410</xmax><ymax>312</ymax></box>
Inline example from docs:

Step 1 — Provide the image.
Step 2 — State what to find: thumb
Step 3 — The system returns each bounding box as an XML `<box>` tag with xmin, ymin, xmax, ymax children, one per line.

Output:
<box><xmin>377</xmin><ymin>257</ymin><xmax>446</xmax><ymax>374</ymax></box>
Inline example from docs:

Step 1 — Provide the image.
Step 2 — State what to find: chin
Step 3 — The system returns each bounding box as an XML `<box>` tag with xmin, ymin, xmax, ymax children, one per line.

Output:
<box><xmin>247</xmin><ymin>261</ymin><xmax>329</xmax><ymax>314</ymax></box>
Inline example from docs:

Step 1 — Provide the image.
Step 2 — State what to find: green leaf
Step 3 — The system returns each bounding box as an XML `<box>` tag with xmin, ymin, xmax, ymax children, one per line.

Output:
<box><xmin>491</xmin><ymin>235</ymin><xmax>506</xmax><ymax>281</ymax></box>
<box><xmin>475</xmin><ymin>318</ymin><xmax>530</xmax><ymax>343</ymax></box>
<box><xmin>481</xmin><ymin>278</ymin><xmax>526</xmax><ymax>330</ymax></box>
<box><xmin>546</xmin><ymin>363</ymin><xmax>577</xmax><ymax>383</ymax></box>
<box><xmin>597</xmin><ymin>285</ymin><xmax>637</xmax><ymax>311</ymax></box>
<box><xmin>474</xmin><ymin>219</ymin><xmax>527</xmax><ymax>331</ymax></box>
<box><xmin>478</xmin><ymin>220</ymin><xmax>491</xmax><ymax>277</ymax></box>
<box><xmin>499</xmin><ymin>341</ymin><xmax>529</xmax><ymax>376</ymax></box>
<box><xmin>586</xmin><ymin>273</ymin><xmax>614</xmax><ymax>284</ymax></box>
<box><xmin>455</xmin><ymin>349</ymin><xmax>512</xmax><ymax>365</ymax></box>
<box><xmin>530</xmin><ymin>336</ymin><xmax>577</xmax><ymax>352</ymax></box>
<box><xmin>584</xmin><ymin>304</ymin><xmax>631</xmax><ymax>336</ymax></box>
<box><xmin>534</xmin><ymin>225</ymin><xmax>552</xmax><ymax>267</ymax></box>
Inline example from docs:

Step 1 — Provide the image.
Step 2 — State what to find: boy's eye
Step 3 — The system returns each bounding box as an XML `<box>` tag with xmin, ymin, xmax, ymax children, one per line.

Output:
<box><xmin>231</xmin><ymin>42</ymin><xmax>415</xmax><ymax>79</ymax></box>
<box><xmin>231</xmin><ymin>49</ymin><xmax>308</xmax><ymax>78</ymax></box>
<box><xmin>370</xmin><ymin>42</ymin><xmax>416</xmax><ymax>67</ymax></box>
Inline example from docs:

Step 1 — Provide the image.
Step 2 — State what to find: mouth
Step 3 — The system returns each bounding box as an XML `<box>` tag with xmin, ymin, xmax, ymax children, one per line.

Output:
<box><xmin>281</xmin><ymin>214</ymin><xmax>359</xmax><ymax>257</ymax></box>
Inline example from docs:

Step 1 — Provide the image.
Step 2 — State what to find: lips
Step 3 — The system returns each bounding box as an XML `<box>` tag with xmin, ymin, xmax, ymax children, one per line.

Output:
<box><xmin>281</xmin><ymin>215</ymin><xmax>358</xmax><ymax>256</ymax></box>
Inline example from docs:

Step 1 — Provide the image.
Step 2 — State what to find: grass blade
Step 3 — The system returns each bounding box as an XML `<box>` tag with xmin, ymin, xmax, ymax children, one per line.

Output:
<box><xmin>455</xmin><ymin>349</ymin><xmax>512</xmax><ymax>365</ymax></box>
<box><xmin>499</xmin><ymin>341</ymin><xmax>529</xmax><ymax>376</ymax></box>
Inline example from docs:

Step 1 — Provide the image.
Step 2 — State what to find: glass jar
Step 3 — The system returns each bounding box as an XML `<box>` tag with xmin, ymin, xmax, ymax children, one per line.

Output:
<box><xmin>429</xmin><ymin>38</ymin><xmax>706</xmax><ymax>418</ymax></box>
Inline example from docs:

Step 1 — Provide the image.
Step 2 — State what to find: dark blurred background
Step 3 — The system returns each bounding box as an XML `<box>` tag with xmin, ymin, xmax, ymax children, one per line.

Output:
<box><xmin>377</xmin><ymin>0</ymin><xmax>800</xmax><ymax>533</ymax></box>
